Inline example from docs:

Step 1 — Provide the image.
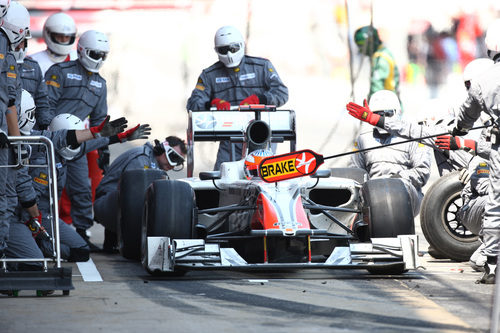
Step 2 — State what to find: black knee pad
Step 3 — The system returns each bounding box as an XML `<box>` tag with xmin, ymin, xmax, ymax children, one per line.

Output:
<box><xmin>68</xmin><ymin>246</ymin><xmax>90</xmax><ymax>262</ymax></box>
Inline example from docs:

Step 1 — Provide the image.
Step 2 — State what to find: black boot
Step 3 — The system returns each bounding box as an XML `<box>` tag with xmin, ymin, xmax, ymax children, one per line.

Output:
<box><xmin>102</xmin><ymin>229</ymin><xmax>118</xmax><ymax>254</ymax></box>
<box><xmin>76</xmin><ymin>228</ymin><xmax>101</xmax><ymax>253</ymax></box>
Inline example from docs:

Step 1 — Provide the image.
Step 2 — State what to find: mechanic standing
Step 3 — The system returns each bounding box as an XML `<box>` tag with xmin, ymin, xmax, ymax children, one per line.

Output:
<box><xmin>186</xmin><ymin>25</ymin><xmax>288</xmax><ymax>170</ymax></box>
<box><xmin>0</xmin><ymin>0</ymin><xmax>28</xmax><ymax>257</ymax></box>
<box><xmin>93</xmin><ymin>136</ymin><xmax>186</xmax><ymax>252</ymax></box>
<box><xmin>45</xmin><ymin>30</ymin><xmax>110</xmax><ymax>251</ymax></box>
<box><xmin>354</xmin><ymin>25</ymin><xmax>401</xmax><ymax>102</ymax></box>
<box><xmin>451</xmin><ymin>19</ymin><xmax>500</xmax><ymax>284</ymax></box>
<box><xmin>348</xmin><ymin>90</ymin><xmax>432</xmax><ymax>217</ymax></box>
<box><xmin>30</xmin><ymin>12</ymin><xmax>78</xmax><ymax>75</ymax></box>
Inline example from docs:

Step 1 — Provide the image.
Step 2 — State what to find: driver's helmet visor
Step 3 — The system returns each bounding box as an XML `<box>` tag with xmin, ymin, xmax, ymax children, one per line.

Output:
<box><xmin>216</xmin><ymin>43</ymin><xmax>241</xmax><ymax>55</ymax></box>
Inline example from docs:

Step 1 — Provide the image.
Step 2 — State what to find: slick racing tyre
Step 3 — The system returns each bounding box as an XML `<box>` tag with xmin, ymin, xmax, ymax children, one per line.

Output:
<box><xmin>420</xmin><ymin>171</ymin><xmax>480</xmax><ymax>262</ymax></box>
<box><xmin>141</xmin><ymin>180</ymin><xmax>195</xmax><ymax>276</ymax></box>
<box><xmin>361</xmin><ymin>178</ymin><xmax>414</xmax><ymax>275</ymax></box>
<box><xmin>361</xmin><ymin>178</ymin><xmax>415</xmax><ymax>238</ymax></box>
<box><xmin>330</xmin><ymin>167</ymin><xmax>368</xmax><ymax>185</ymax></box>
<box><xmin>118</xmin><ymin>169</ymin><xmax>165</xmax><ymax>260</ymax></box>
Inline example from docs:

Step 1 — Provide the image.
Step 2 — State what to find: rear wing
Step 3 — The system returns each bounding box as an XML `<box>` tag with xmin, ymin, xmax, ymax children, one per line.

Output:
<box><xmin>187</xmin><ymin>108</ymin><xmax>296</xmax><ymax>177</ymax></box>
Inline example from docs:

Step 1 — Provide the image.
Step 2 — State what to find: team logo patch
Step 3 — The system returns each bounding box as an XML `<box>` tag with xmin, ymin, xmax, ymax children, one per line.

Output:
<box><xmin>9</xmin><ymin>65</ymin><xmax>14</xmax><ymax>71</ymax></box>
<box><xmin>215</xmin><ymin>77</ymin><xmax>230</xmax><ymax>83</ymax></box>
<box><xmin>34</xmin><ymin>176</ymin><xmax>48</xmax><ymax>186</ymax></box>
<box><xmin>90</xmin><ymin>80</ymin><xmax>102</xmax><ymax>88</ymax></box>
<box><xmin>233</xmin><ymin>67</ymin><xmax>240</xmax><ymax>72</ymax></box>
<box><xmin>51</xmin><ymin>75</ymin><xmax>57</xmax><ymax>80</ymax></box>
<box><xmin>480</xmin><ymin>162</ymin><xmax>487</xmax><ymax>167</ymax></box>
<box><xmin>39</xmin><ymin>172</ymin><xmax>47</xmax><ymax>180</ymax></box>
<box><xmin>239</xmin><ymin>73</ymin><xmax>256</xmax><ymax>81</ymax></box>
<box><xmin>361</xmin><ymin>112</ymin><xmax>368</xmax><ymax>120</ymax></box>
<box><xmin>269</xmin><ymin>68</ymin><xmax>274</xmax><ymax>72</ymax></box>
<box><xmin>197</xmin><ymin>77</ymin><xmax>203</xmax><ymax>84</ymax></box>
<box><xmin>67</xmin><ymin>73</ymin><xmax>82</xmax><ymax>80</ymax></box>
<box><xmin>46</xmin><ymin>80</ymin><xmax>60</xmax><ymax>88</ymax></box>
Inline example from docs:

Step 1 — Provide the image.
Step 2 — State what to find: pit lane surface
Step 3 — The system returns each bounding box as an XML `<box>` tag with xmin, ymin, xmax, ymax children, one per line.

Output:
<box><xmin>0</xmin><ymin>222</ymin><xmax>494</xmax><ymax>333</ymax></box>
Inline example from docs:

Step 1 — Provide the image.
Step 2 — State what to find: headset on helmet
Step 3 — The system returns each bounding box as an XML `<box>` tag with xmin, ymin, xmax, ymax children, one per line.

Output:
<box><xmin>77</xmin><ymin>30</ymin><xmax>110</xmax><ymax>73</ymax></box>
<box><xmin>1</xmin><ymin>1</ymin><xmax>31</xmax><ymax>57</ymax></box>
<box><xmin>214</xmin><ymin>26</ymin><xmax>245</xmax><ymax>68</ymax></box>
<box><xmin>244</xmin><ymin>149</ymin><xmax>273</xmax><ymax>179</ymax></box>
<box><xmin>43</xmin><ymin>12</ymin><xmax>77</xmax><ymax>57</ymax></box>
<box><xmin>18</xmin><ymin>90</ymin><xmax>36</xmax><ymax>136</ymax></box>
<box><xmin>49</xmin><ymin>114</ymin><xmax>85</xmax><ymax>160</ymax></box>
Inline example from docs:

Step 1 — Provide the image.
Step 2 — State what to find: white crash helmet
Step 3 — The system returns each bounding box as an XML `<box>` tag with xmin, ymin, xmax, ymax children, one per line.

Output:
<box><xmin>49</xmin><ymin>113</ymin><xmax>85</xmax><ymax>160</ymax></box>
<box><xmin>463</xmin><ymin>58</ymin><xmax>494</xmax><ymax>89</ymax></box>
<box><xmin>77</xmin><ymin>30</ymin><xmax>109</xmax><ymax>73</ymax></box>
<box><xmin>0</xmin><ymin>0</ymin><xmax>10</xmax><ymax>19</ymax></box>
<box><xmin>485</xmin><ymin>19</ymin><xmax>500</xmax><ymax>62</ymax></box>
<box><xmin>43</xmin><ymin>12</ymin><xmax>77</xmax><ymax>57</ymax></box>
<box><xmin>214</xmin><ymin>26</ymin><xmax>245</xmax><ymax>68</ymax></box>
<box><xmin>1</xmin><ymin>1</ymin><xmax>31</xmax><ymax>51</ymax></box>
<box><xmin>368</xmin><ymin>90</ymin><xmax>402</xmax><ymax>135</ymax></box>
<box><xmin>18</xmin><ymin>90</ymin><xmax>36</xmax><ymax>135</ymax></box>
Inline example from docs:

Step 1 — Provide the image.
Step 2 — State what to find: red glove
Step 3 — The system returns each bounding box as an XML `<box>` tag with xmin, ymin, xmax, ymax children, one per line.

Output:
<box><xmin>240</xmin><ymin>95</ymin><xmax>260</xmax><ymax>106</ymax></box>
<box><xmin>346</xmin><ymin>99</ymin><xmax>381</xmax><ymax>126</ymax></box>
<box><xmin>24</xmin><ymin>213</ymin><xmax>50</xmax><ymax>240</ymax></box>
<box><xmin>435</xmin><ymin>135</ymin><xmax>476</xmax><ymax>152</ymax></box>
<box><xmin>211</xmin><ymin>98</ymin><xmax>231</xmax><ymax>110</ymax></box>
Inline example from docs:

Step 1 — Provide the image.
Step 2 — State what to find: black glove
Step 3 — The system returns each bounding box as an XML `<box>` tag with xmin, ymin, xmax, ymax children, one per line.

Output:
<box><xmin>451</xmin><ymin>126</ymin><xmax>469</xmax><ymax>137</ymax></box>
<box><xmin>97</xmin><ymin>146</ymin><xmax>110</xmax><ymax>174</ymax></box>
<box><xmin>0</xmin><ymin>132</ymin><xmax>9</xmax><ymax>148</ymax></box>
<box><xmin>90</xmin><ymin>116</ymin><xmax>128</xmax><ymax>138</ymax></box>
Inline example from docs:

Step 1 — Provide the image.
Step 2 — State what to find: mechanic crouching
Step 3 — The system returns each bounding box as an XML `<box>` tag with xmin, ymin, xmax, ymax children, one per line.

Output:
<box><xmin>186</xmin><ymin>25</ymin><xmax>288</xmax><ymax>170</ymax></box>
<box><xmin>349</xmin><ymin>90</ymin><xmax>432</xmax><ymax>217</ymax></box>
<box><xmin>93</xmin><ymin>136</ymin><xmax>187</xmax><ymax>253</ymax></box>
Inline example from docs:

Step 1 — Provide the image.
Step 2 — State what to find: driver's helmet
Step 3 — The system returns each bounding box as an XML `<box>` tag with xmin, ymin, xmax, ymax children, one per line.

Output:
<box><xmin>244</xmin><ymin>149</ymin><xmax>273</xmax><ymax>179</ymax></box>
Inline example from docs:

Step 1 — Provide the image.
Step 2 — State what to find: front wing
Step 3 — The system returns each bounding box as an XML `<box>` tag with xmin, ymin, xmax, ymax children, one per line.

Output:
<box><xmin>144</xmin><ymin>235</ymin><xmax>419</xmax><ymax>273</ymax></box>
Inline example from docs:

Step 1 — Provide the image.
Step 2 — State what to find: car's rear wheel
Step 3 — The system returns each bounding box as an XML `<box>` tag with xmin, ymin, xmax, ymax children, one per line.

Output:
<box><xmin>118</xmin><ymin>169</ymin><xmax>165</xmax><ymax>260</ymax></box>
<box><xmin>420</xmin><ymin>171</ymin><xmax>480</xmax><ymax>262</ymax></box>
<box><xmin>361</xmin><ymin>178</ymin><xmax>414</xmax><ymax>275</ymax></box>
<box><xmin>141</xmin><ymin>180</ymin><xmax>195</xmax><ymax>276</ymax></box>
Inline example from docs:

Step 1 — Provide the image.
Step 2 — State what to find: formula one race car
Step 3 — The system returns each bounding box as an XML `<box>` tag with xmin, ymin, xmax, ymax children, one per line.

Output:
<box><xmin>117</xmin><ymin>107</ymin><xmax>419</xmax><ymax>276</ymax></box>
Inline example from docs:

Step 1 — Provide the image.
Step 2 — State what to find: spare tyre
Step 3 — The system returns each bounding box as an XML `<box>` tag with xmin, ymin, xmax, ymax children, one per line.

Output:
<box><xmin>420</xmin><ymin>171</ymin><xmax>480</xmax><ymax>262</ymax></box>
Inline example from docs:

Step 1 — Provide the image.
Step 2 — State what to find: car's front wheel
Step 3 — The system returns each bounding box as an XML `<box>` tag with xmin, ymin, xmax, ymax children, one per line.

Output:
<box><xmin>141</xmin><ymin>180</ymin><xmax>195</xmax><ymax>276</ymax></box>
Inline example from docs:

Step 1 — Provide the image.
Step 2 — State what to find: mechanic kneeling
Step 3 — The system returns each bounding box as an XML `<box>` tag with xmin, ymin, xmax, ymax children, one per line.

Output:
<box><xmin>93</xmin><ymin>136</ymin><xmax>187</xmax><ymax>253</ymax></box>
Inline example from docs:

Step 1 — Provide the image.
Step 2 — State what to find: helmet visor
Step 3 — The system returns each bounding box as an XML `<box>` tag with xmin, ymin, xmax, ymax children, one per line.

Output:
<box><xmin>88</xmin><ymin>50</ymin><xmax>108</xmax><ymax>61</ymax></box>
<box><xmin>373</xmin><ymin>109</ymin><xmax>396</xmax><ymax>117</ymax></box>
<box><xmin>165</xmin><ymin>146</ymin><xmax>185</xmax><ymax>167</ymax></box>
<box><xmin>216</xmin><ymin>43</ymin><xmax>241</xmax><ymax>55</ymax></box>
<box><xmin>50</xmin><ymin>32</ymin><xmax>75</xmax><ymax>45</ymax></box>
